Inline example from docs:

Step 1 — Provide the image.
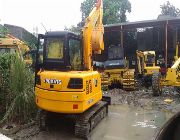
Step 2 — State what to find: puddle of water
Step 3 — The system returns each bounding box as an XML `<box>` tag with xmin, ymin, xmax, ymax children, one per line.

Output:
<box><xmin>91</xmin><ymin>104</ymin><xmax>173</xmax><ymax>140</ymax></box>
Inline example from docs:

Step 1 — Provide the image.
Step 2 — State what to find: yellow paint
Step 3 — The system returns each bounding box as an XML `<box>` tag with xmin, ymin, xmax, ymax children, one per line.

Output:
<box><xmin>164</xmin><ymin>99</ymin><xmax>173</xmax><ymax>103</ymax></box>
<box><xmin>35</xmin><ymin>0</ymin><xmax>104</xmax><ymax>114</ymax></box>
<box><xmin>136</xmin><ymin>50</ymin><xmax>160</xmax><ymax>76</ymax></box>
<box><xmin>83</xmin><ymin>0</ymin><xmax>104</xmax><ymax>70</ymax></box>
<box><xmin>105</xmin><ymin>69</ymin><xmax>124</xmax><ymax>85</ymax></box>
<box><xmin>35</xmin><ymin>70</ymin><xmax>102</xmax><ymax>113</ymax></box>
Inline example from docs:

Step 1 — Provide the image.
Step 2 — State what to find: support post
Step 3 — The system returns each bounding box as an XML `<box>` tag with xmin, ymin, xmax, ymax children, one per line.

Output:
<box><xmin>120</xmin><ymin>25</ymin><xmax>123</xmax><ymax>49</ymax></box>
<box><xmin>165</xmin><ymin>21</ymin><xmax>168</xmax><ymax>67</ymax></box>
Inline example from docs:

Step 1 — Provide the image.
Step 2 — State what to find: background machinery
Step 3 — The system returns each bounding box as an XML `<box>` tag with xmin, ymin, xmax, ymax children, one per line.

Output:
<box><xmin>100</xmin><ymin>44</ymin><xmax>135</xmax><ymax>90</ymax></box>
<box><xmin>104</xmin><ymin>44</ymin><xmax>126</xmax><ymax>89</ymax></box>
<box><xmin>35</xmin><ymin>0</ymin><xmax>108</xmax><ymax>138</ymax></box>
<box><xmin>152</xmin><ymin>43</ymin><xmax>180</xmax><ymax>96</ymax></box>
<box><xmin>136</xmin><ymin>50</ymin><xmax>160</xmax><ymax>87</ymax></box>
<box><xmin>0</xmin><ymin>33</ymin><xmax>32</xmax><ymax>65</ymax></box>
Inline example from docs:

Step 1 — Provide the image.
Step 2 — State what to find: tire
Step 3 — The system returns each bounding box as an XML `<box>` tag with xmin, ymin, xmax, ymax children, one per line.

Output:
<box><xmin>144</xmin><ymin>75</ymin><xmax>152</xmax><ymax>88</ymax></box>
<box><xmin>152</xmin><ymin>72</ymin><xmax>162</xmax><ymax>96</ymax></box>
<box><xmin>135</xmin><ymin>78</ymin><xmax>143</xmax><ymax>90</ymax></box>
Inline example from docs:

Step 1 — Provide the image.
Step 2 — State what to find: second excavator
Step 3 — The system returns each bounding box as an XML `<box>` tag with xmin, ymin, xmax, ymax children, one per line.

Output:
<box><xmin>136</xmin><ymin>50</ymin><xmax>160</xmax><ymax>87</ymax></box>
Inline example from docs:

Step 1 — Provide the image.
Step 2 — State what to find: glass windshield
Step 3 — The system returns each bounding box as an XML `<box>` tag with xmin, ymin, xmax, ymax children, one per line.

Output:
<box><xmin>69</xmin><ymin>39</ymin><xmax>82</xmax><ymax>70</ymax></box>
<box><xmin>108</xmin><ymin>45</ymin><xmax>124</xmax><ymax>60</ymax></box>
<box><xmin>46</xmin><ymin>38</ymin><xmax>64</xmax><ymax>59</ymax></box>
<box><xmin>145</xmin><ymin>54</ymin><xmax>155</xmax><ymax>63</ymax></box>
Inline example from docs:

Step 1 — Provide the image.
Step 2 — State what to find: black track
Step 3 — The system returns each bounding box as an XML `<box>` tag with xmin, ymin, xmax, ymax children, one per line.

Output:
<box><xmin>38</xmin><ymin>101</ymin><xmax>108</xmax><ymax>139</ymax></box>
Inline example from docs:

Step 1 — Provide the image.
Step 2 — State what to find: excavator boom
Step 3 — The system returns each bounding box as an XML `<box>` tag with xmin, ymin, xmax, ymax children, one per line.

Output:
<box><xmin>83</xmin><ymin>0</ymin><xmax>104</xmax><ymax>70</ymax></box>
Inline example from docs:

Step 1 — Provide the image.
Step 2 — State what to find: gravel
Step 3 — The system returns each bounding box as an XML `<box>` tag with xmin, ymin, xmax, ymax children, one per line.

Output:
<box><xmin>103</xmin><ymin>87</ymin><xmax>180</xmax><ymax>113</ymax></box>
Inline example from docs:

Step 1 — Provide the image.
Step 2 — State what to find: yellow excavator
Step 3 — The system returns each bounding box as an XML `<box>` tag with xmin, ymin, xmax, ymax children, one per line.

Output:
<box><xmin>0</xmin><ymin>33</ymin><xmax>32</xmax><ymax>65</ymax></box>
<box><xmin>136</xmin><ymin>50</ymin><xmax>160</xmax><ymax>87</ymax></box>
<box><xmin>152</xmin><ymin>43</ymin><xmax>180</xmax><ymax>96</ymax></box>
<box><xmin>35</xmin><ymin>0</ymin><xmax>108</xmax><ymax>138</ymax></box>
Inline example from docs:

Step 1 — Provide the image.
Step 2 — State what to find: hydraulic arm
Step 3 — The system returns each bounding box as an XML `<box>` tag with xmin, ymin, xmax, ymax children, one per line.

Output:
<box><xmin>83</xmin><ymin>0</ymin><xmax>104</xmax><ymax>70</ymax></box>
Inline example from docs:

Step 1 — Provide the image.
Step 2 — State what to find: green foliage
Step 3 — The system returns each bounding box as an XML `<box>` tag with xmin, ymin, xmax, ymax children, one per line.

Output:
<box><xmin>0</xmin><ymin>24</ymin><xmax>9</xmax><ymax>37</ymax></box>
<box><xmin>160</xmin><ymin>1</ymin><xmax>180</xmax><ymax>17</ymax></box>
<box><xmin>0</xmin><ymin>54</ymin><xmax>37</xmax><ymax>124</ymax></box>
<box><xmin>0</xmin><ymin>54</ymin><xmax>12</xmax><ymax>119</ymax></box>
<box><xmin>64</xmin><ymin>25</ymin><xmax>82</xmax><ymax>35</ymax></box>
<box><xmin>80</xmin><ymin>0</ymin><xmax>131</xmax><ymax>24</ymax></box>
<box><xmin>66</xmin><ymin>0</ymin><xmax>131</xmax><ymax>34</ymax></box>
<box><xmin>22</xmin><ymin>31</ymin><xmax>38</xmax><ymax>50</ymax></box>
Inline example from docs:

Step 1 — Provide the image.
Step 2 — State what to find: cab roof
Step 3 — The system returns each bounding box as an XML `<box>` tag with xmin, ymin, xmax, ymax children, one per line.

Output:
<box><xmin>45</xmin><ymin>31</ymin><xmax>79</xmax><ymax>38</ymax></box>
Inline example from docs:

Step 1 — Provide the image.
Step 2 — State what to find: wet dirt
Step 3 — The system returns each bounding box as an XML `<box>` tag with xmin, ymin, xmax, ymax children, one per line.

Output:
<box><xmin>4</xmin><ymin>88</ymin><xmax>180</xmax><ymax>140</ymax></box>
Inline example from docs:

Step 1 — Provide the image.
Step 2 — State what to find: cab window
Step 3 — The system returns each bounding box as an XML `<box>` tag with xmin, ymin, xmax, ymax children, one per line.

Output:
<box><xmin>69</xmin><ymin>39</ymin><xmax>82</xmax><ymax>70</ymax></box>
<box><xmin>46</xmin><ymin>38</ymin><xmax>64</xmax><ymax>59</ymax></box>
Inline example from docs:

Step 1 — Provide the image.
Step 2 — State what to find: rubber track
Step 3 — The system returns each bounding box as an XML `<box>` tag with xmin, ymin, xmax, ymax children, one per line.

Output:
<box><xmin>38</xmin><ymin>102</ymin><xmax>108</xmax><ymax>139</ymax></box>
<box><xmin>74</xmin><ymin>101</ymin><xmax>108</xmax><ymax>138</ymax></box>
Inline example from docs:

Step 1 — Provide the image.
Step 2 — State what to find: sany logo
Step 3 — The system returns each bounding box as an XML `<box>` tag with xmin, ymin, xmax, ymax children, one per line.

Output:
<box><xmin>44</xmin><ymin>79</ymin><xmax>62</xmax><ymax>84</ymax></box>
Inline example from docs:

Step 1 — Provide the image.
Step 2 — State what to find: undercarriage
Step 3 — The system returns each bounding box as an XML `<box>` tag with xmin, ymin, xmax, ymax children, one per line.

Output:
<box><xmin>37</xmin><ymin>101</ymin><xmax>108</xmax><ymax>139</ymax></box>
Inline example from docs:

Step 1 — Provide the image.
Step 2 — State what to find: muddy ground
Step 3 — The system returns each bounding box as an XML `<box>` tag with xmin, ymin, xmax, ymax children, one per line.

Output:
<box><xmin>1</xmin><ymin>87</ymin><xmax>180</xmax><ymax>140</ymax></box>
<box><xmin>103</xmin><ymin>87</ymin><xmax>180</xmax><ymax>113</ymax></box>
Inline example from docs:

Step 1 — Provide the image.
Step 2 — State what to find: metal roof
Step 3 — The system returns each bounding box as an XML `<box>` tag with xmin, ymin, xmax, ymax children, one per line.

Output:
<box><xmin>45</xmin><ymin>31</ymin><xmax>77</xmax><ymax>36</ymax></box>
<box><xmin>104</xmin><ymin>17</ymin><xmax>180</xmax><ymax>32</ymax></box>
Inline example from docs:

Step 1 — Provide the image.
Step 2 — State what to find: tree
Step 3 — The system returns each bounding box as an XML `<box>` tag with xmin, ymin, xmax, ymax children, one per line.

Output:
<box><xmin>65</xmin><ymin>0</ymin><xmax>131</xmax><ymax>33</ymax></box>
<box><xmin>64</xmin><ymin>25</ymin><xmax>82</xmax><ymax>35</ymax></box>
<box><xmin>0</xmin><ymin>24</ymin><xmax>9</xmax><ymax>37</ymax></box>
<box><xmin>80</xmin><ymin>0</ymin><xmax>131</xmax><ymax>25</ymax></box>
<box><xmin>160</xmin><ymin>1</ymin><xmax>180</xmax><ymax>17</ymax></box>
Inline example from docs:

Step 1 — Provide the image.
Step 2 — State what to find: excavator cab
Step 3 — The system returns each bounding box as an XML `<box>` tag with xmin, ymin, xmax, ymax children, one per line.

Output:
<box><xmin>144</xmin><ymin>53</ymin><xmax>155</xmax><ymax>66</ymax></box>
<box><xmin>36</xmin><ymin>31</ymin><xmax>82</xmax><ymax>72</ymax></box>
